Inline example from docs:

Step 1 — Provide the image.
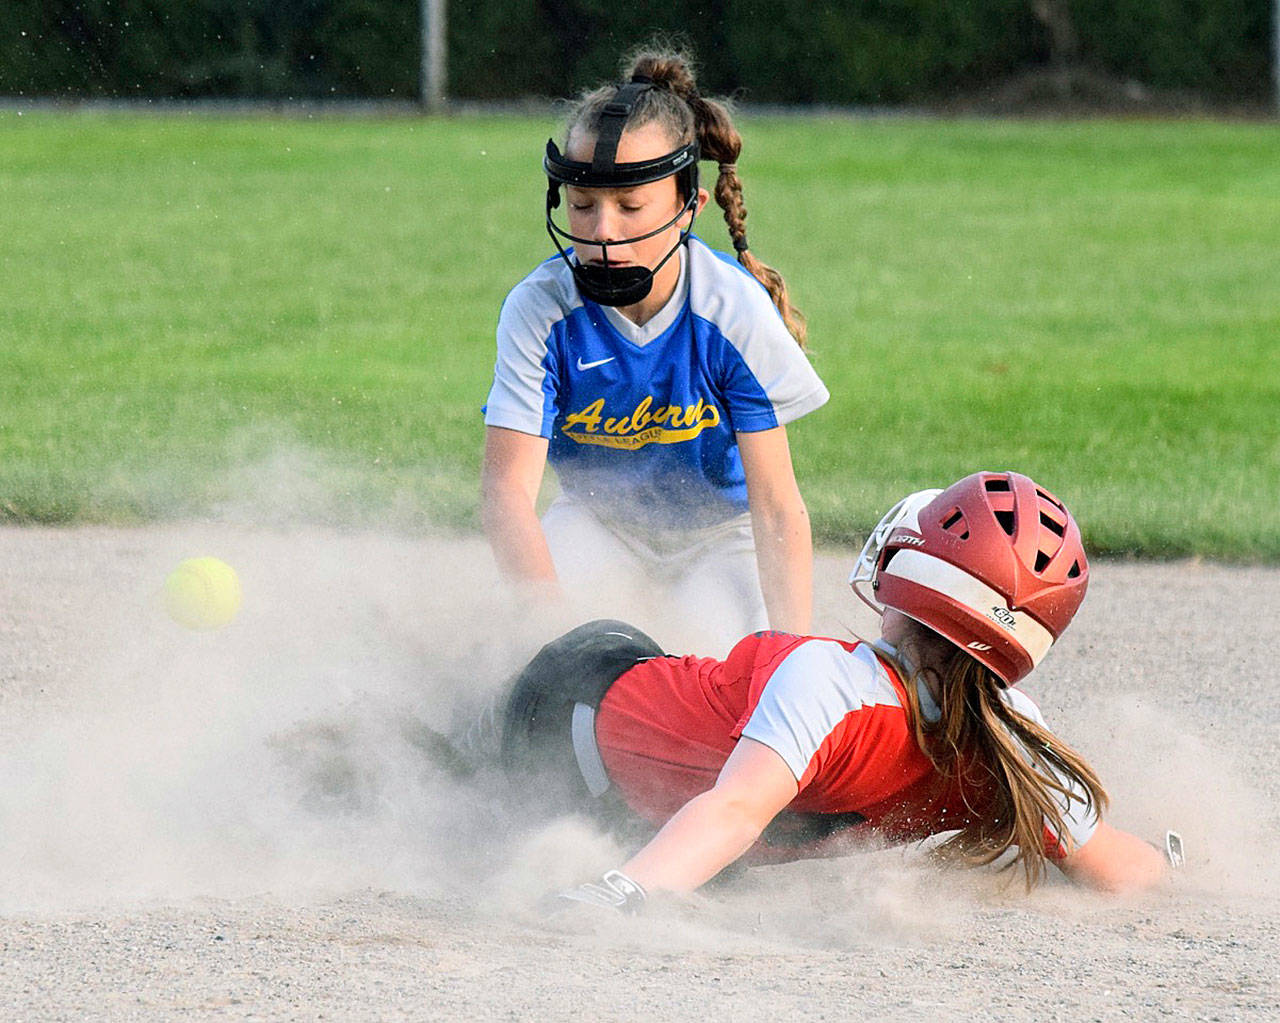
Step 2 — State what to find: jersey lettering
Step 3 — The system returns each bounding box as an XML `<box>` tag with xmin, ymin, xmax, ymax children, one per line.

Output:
<box><xmin>561</xmin><ymin>395</ymin><xmax>721</xmax><ymax>450</ymax></box>
<box><xmin>485</xmin><ymin>238</ymin><xmax>830</xmax><ymax>528</ymax></box>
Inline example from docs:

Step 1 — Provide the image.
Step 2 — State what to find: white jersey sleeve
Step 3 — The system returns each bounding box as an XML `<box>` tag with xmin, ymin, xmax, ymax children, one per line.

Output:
<box><xmin>1002</xmin><ymin>688</ymin><xmax>1100</xmax><ymax>851</ymax></box>
<box><xmin>740</xmin><ymin>641</ymin><xmax>894</xmax><ymax>782</ymax></box>
<box><xmin>686</xmin><ymin>241</ymin><xmax>829</xmax><ymax>433</ymax></box>
<box><xmin>484</xmin><ymin>261</ymin><xmax>580</xmax><ymax>438</ymax></box>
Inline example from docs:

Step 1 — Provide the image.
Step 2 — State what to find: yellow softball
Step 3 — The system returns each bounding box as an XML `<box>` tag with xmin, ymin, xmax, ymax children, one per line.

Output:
<box><xmin>163</xmin><ymin>556</ymin><xmax>242</xmax><ymax>630</ymax></box>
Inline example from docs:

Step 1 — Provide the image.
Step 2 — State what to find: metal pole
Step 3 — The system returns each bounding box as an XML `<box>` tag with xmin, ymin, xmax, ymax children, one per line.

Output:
<box><xmin>420</xmin><ymin>0</ymin><xmax>446</xmax><ymax>113</ymax></box>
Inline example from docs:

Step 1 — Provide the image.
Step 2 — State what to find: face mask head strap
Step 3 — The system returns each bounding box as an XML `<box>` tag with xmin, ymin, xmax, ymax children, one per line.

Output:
<box><xmin>592</xmin><ymin>77</ymin><xmax>653</xmax><ymax>171</ymax></box>
<box><xmin>544</xmin><ymin>139</ymin><xmax>700</xmax><ymax>203</ymax></box>
<box><xmin>544</xmin><ymin>75</ymin><xmax>700</xmax><ymax>208</ymax></box>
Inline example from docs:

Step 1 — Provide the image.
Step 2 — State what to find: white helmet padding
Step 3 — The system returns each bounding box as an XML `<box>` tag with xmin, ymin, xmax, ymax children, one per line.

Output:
<box><xmin>875</xmin><ymin>548</ymin><xmax>1056</xmax><ymax>669</ymax></box>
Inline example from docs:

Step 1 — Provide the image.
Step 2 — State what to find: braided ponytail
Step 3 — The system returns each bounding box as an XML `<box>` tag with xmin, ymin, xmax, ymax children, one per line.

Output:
<box><xmin>620</xmin><ymin>45</ymin><xmax>809</xmax><ymax>349</ymax></box>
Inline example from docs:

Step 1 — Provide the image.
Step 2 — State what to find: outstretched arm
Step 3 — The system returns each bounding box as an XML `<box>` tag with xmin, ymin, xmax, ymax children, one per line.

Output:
<box><xmin>1057</xmin><ymin>821</ymin><xmax>1169</xmax><ymax>893</ymax></box>
<box><xmin>619</xmin><ymin>737</ymin><xmax>799</xmax><ymax>894</ymax></box>
<box><xmin>738</xmin><ymin>426</ymin><xmax>813</xmax><ymax>635</ymax></box>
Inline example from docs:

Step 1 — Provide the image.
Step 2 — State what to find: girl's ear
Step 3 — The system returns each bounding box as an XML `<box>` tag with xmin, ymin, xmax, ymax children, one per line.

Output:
<box><xmin>680</xmin><ymin>186</ymin><xmax>711</xmax><ymax>227</ymax></box>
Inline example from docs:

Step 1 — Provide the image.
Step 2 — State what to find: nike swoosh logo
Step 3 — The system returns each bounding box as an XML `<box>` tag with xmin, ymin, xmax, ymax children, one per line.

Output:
<box><xmin>576</xmin><ymin>356</ymin><xmax>616</xmax><ymax>371</ymax></box>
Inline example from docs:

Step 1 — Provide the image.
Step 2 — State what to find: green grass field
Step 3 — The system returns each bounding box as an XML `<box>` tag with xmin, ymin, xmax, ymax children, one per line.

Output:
<box><xmin>1</xmin><ymin>112</ymin><xmax>1277</xmax><ymax>557</ymax></box>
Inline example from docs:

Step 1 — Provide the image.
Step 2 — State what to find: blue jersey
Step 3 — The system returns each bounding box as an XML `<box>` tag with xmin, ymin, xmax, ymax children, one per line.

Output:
<box><xmin>484</xmin><ymin>237</ymin><xmax>829</xmax><ymax>529</ymax></box>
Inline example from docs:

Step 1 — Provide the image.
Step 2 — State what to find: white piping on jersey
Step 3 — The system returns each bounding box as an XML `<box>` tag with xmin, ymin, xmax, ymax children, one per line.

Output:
<box><xmin>740</xmin><ymin>640</ymin><xmax>899</xmax><ymax>783</ymax></box>
<box><xmin>486</xmin><ymin>257</ymin><xmax>585</xmax><ymax>435</ymax></box>
<box><xmin>599</xmin><ymin>246</ymin><xmax>688</xmax><ymax>347</ymax></box>
<box><xmin>685</xmin><ymin>239</ymin><xmax>829</xmax><ymax>426</ymax></box>
<box><xmin>883</xmin><ymin>549</ymin><xmax>1055</xmax><ymax>666</ymax></box>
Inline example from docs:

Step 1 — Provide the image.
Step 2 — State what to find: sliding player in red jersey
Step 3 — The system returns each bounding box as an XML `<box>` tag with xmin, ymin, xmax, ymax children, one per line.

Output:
<box><xmin>489</xmin><ymin>471</ymin><xmax>1178</xmax><ymax>911</ymax></box>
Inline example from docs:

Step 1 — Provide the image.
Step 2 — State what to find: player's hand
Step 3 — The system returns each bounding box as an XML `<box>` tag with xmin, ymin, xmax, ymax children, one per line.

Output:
<box><xmin>544</xmin><ymin>869</ymin><xmax>647</xmax><ymax>916</ymax></box>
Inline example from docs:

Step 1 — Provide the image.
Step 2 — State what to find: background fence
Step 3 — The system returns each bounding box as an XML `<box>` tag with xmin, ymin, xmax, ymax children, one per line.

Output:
<box><xmin>1</xmin><ymin>0</ymin><xmax>1274</xmax><ymax>106</ymax></box>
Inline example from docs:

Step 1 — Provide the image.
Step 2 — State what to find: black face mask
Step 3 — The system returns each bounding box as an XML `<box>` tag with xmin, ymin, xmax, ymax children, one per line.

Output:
<box><xmin>543</xmin><ymin>76</ymin><xmax>701</xmax><ymax>308</ymax></box>
<box><xmin>571</xmin><ymin>262</ymin><xmax>656</xmax><ymax>308</ymax></box>
<box><xmin>546</xmin><ymin>187</ymin><xmax>699</xmax><ymax>307</ymax></box>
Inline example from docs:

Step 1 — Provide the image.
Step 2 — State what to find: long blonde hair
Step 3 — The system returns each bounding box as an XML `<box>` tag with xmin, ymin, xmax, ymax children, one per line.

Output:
<box><xmin>881</xmin><ymin>622</ymin><xmax>1109</xmax><ymax>888</ymax></box>
<box><xmin>563</xmin><ymin>43</ymin><xmax>808</xmax><ymax>348</ymax></box>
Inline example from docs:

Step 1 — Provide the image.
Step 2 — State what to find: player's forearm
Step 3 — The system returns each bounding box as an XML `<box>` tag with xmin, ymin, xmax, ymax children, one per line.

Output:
<box><xmin>620</xmin><ymin>789</ymin><xmax>769</xmax><ymax>893</ymax></box>
<box><xmin>751</xmin><ymin>500</ymin><xmax>814</xmax><ymax>635</ymax></box>
<box><xmin>480</xmin><ymin>484</ymin><xmax>559</xmax><ymax>584</ymax></box>
<box><xmin>1059</xmin><ymin>821</ymin><xmax>1170</xmax><ymax>893</ymax></box>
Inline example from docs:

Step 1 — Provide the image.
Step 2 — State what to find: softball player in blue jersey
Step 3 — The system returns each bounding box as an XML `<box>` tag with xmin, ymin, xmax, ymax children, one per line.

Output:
<box><xmin>481</xmin><ymin>46</ymin><xmax>829</xmax><ymax>648</ymax></box>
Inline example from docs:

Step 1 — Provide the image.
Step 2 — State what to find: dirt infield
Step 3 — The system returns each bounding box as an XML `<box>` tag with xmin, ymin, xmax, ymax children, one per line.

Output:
<box><xmin>2</xmin><ymin>524</ymin><xmax>1277</xmax><ymax>1021</ymax></box>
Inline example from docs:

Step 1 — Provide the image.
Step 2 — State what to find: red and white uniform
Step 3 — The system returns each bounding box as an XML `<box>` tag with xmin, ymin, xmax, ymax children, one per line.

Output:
<box><xmin>595</xmin><ymin>631</ymin><xmax>1098</xmax><ymax>859</ymax></box>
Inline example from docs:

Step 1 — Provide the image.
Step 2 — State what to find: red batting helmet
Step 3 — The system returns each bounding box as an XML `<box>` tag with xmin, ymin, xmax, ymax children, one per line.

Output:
<box><xmin>850</xmin><ymin>472</ymin><xmax>1089</xmax><ymax>685</ymax></box>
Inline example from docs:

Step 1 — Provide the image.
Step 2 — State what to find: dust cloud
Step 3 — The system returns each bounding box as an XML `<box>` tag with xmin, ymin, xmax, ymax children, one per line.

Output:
<box><xmin>0</xmin><ymin>523</ymin><xmax>514</xmax><ymax>911</ymax></box>
<box><xmin>1</xmin><ymin>508</ymin><xmax>1278</xmax><ymax>969</ymax></box>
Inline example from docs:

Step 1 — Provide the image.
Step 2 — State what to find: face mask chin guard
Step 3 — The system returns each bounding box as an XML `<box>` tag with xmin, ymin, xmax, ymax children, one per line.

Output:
<box><xmin>544</xmin><ymin>77</ymin><xmax>700</xmax><ymax>307</ymax></box>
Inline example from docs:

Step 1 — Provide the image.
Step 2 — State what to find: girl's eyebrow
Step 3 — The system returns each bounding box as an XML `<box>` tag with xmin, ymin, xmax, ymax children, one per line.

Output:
<box><xmin>566</xmin><ymin>184</ymin><xmax>646</xmax><ymax>199</ymax></box>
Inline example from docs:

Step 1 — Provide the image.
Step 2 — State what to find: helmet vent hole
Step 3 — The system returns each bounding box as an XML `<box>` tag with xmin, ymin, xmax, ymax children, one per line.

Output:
<box><xmin>940</xmin><ymin>509</ymin><xmax>968</xmax><ymax>538</ymax></box>
<box><xmin>1037</xmin><ymin>488</ymin><xmax>1065</xmax><ymax>512</ymax></box>
<box><xmin>994</xmin><ymin>509</ymin><xmax>1015</xmax><ymax>536</ymax></box>
<box><xmin>985</xmin><ymin>478</ymin><xmax>1011</xmax><ymax>493</ymax></box>
<box><xmin>1034</xmin><ymin>550</ymin><xmax>1051</xmax><ymax>573</ymax></box>
<box><xmin>1068</xmin><ymin>560</ymin><xmax>1082</xmax><ymax>578</ymax></box>
<box><xmin>1040</xmin><ymin>511</ymin><xmax>1065</xmax><ymax>537</ymax></box>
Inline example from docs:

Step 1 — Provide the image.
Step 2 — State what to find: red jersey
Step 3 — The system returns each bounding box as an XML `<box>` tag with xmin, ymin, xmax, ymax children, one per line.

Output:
<box><xmin>594</xmin><ymin>631</ymin><xmax>1096</xmax><ymax>858</ymax></box>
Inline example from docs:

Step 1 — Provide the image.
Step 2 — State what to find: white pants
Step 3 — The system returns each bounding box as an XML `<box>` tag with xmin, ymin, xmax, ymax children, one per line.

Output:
<box><xmin>542</xmin><ymin>496</ymin><xmax>767</xmax><ymax>657</ymax></box>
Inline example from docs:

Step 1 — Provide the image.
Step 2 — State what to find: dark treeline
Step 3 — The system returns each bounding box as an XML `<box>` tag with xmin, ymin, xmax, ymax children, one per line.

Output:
<box><xmin>0</xmin><ymin>0</ymin><xmax>1272</xmax><ymax>103</ymax></box>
